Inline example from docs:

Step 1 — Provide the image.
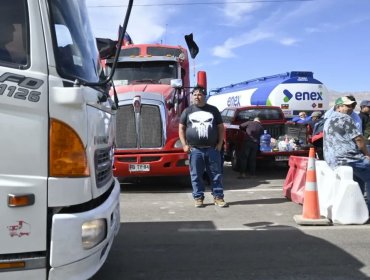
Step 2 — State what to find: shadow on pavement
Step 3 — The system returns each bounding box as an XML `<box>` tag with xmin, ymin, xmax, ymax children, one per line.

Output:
<box><xmin>91</xmin><ymin>221</ymin><xmax>369</xmax><ymax>280</ymax></box>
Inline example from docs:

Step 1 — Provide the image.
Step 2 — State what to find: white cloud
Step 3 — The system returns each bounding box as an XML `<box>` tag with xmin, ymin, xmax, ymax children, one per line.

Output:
<box><xmin>87</xmin><ymin>0</ymin><xmax>177</xmax><ymax>43</ymax></box>
<box><xmin>212</xmin><ymin>30</ymin><xmax>273</xmax><ymax>58</ymax></box>
<box><xmin>210</xmin><ymin>1</ymin><xmax>333</xmax><ymax>59</ymax></box>
<box><xmin>223</xmin><ymin>1</ymin><xmax>263</xmax><ymax>25</ymax></box>
<box><xmin>279</xmin><ymin>37</ymin><xmax>299</xmax><ymax>46</ymax></box>
<box><xmin>213</xmin><ymin>46</ymin><xmax>236</xmax><ymax>58</ymax></box>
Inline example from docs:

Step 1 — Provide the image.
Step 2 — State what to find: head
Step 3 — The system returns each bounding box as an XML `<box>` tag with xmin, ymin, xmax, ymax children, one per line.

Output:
<box><xmin>360</xmin><ymin>100</ymin><xmax>370</xmax><ymax>114</ymax></box>
<box><xmin>344</xmin><ymin>95</ymin><xmax>357</xmax><ymax>114</ymax></box>
<box><xmin>311</xmin><ymin>111</ymin><xmax>322</xmax><ymax>122</ymax></box>
<box><xmin>335</xmin><ymin>96</ymin><xmax>357</xmax><ymax>115</ymax></box>
<box><xmin>254</xmin><ymin>117</ymin><xmax>260</xmax><ymax>122</ymax></box>
<box><xmin>298</xmin><ymin>112</ymin><xmax>307</xmax><ymax>119</ymax></box>
<box><xmin>191</xmin><ymin>86</ymin><xmax>207</xmax><ymax>107</ymax></box>
<box><xmin>0</xmin><ymin>18</ymin><xmax>15</xmax><ymax>46</ymax></box>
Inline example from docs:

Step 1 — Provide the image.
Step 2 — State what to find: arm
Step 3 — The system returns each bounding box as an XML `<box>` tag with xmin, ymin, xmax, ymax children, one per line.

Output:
<box><xmin>354</xmin><ymin>135</ymin><xmax>370</xmax><ymax>157</ymax></box>
<box><xmin>216</xmin><ymin>123</ymin><xmax>225</xmax><ymax>151</ymax></box>
<box><xmin>179</xmin><ymin>123</ymin><xmax>190</xmax><ymax>153</ymax></box>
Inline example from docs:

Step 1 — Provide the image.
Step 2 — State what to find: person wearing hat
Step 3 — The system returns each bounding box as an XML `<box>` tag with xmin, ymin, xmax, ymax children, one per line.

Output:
<box><xmin>324</xmin><ymin>95</ymin><xmax>362</xmax><ymax>131</ymax></box>
<box><xmin>179</xmin><ymin>86</ymin><xmax>227</xmax><ymax>208</ymax></box>
<box><xmin>307</xmin><ymin>111</ymin><xmax>322</xmax><ymax>132</ymax></box>
<box><xmin>358</xmin><ymin>100</ymin><xmax>370</xmax><ymax>145</ymax></box>
<box><xmin>323</xmin><ymin>96</ymin><xmax>370</xmax><ymax>211</ymax></box>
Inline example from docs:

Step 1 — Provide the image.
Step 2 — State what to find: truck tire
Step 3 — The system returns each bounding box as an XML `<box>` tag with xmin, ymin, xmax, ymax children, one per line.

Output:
<box><xmin>231</xmin><ymin>148</ymin><xmax>240</xmax><ymax>171</ymax></box>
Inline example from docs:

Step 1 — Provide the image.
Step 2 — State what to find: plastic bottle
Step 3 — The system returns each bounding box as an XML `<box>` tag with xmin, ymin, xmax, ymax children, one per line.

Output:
<box><xmin>260</xmin><ymin>130</ymin><xmax>272</xmax><ymax>152</ymax></box>
<box><xmin>284</xmin><ymin>135</ymin><xmax>290</xmax><ymax>151</ymax></box>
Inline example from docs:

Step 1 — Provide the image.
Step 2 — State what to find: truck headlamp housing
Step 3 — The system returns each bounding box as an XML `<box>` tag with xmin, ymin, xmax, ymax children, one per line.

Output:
<box><xmin>82</xmin><ymin>219</ymin><xmax>107</xmax><ymax>249</ymax></box>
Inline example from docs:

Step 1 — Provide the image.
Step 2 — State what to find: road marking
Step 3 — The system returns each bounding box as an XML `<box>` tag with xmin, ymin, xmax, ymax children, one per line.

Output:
<box><xmin>229</xmin><ymin>188</ymin><xmax>283</xmax><ymax>192</ymax></box>
<box><xmin>178</xmin><ymin>225</ymin><xmax>370</xmax><ymax>232</ymax></box>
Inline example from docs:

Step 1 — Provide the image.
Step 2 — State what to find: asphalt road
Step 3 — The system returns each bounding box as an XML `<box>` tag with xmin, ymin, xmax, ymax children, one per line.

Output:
<box><xmin>92</xmin><ymin>162</ymin><xmax>370</xmax><ymax>280</ymax></box>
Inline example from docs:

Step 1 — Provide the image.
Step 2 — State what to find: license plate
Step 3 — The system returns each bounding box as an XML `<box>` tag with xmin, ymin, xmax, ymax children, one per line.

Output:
<box><xmin>275</xmin><ymin>156</ymin><xmax>289</xmax><ymax>161</ymax></box>
<box><xmin>129</xmin><ymin>164</ymin><xmax>150</xmax><ymax>172</ymax></box>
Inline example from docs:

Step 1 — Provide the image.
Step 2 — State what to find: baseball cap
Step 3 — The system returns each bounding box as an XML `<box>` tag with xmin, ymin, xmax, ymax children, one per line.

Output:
<box><xmin>311</xmin><ymin>111</ymin><xmax>322</xmax><ymax>118</ymax></box>
<box><xmin>335</xmin><ymin>96</ymin><xmax>356</xmax><ymax>106</ymax></box>
<box><xmin>360</xmin><ymin>100</ymin><xmax>370</xmax><ymax>107</ymax></box>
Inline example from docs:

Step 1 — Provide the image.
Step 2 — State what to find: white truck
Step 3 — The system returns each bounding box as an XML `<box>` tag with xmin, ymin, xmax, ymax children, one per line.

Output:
<box><xmin>0</xmin><ymin>0</ymin><xmax>133</xmax><ymax>279</ymax></box>
<box><xmin>207</xmin><ymin>71</ymin><xmax>329</xmax><ymax>119</ymax></box>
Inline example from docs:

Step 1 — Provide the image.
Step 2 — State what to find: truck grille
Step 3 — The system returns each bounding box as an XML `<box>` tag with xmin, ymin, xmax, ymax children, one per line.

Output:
<box><xmin>116</xmin><ymin>104</ymin><xmax>163</xmax><ymax>149</ymax></box>
<box><xmin>95</xmin><ymin>147</ymin><xmax>113</xmax><ymax>188</ymax></box>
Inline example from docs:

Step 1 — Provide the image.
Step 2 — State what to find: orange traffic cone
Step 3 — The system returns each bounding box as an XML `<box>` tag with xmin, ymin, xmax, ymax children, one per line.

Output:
<box><xmin>294</xmin><ymin>147</ymin><xmax>331</xmax><ymax>225</ymax></box>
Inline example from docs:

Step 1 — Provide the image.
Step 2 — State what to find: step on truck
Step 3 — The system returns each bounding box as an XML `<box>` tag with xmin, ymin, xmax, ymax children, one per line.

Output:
<box><xmin>0</xmin><ymin>0</ymin><xmax>133</xmax><ymax>279</ymax></box>
<box><xmin>208</xmin><ymin>71</ymin><xmax>329</xmax><ymax>119</ymax></box>
<box><xmin>103</xmin><ymin>42</ymin><xmax>207</xmax><ymax>181</ymax></box>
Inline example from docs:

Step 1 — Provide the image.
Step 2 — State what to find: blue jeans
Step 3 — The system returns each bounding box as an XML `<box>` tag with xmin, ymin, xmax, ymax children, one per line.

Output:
<box><xmin>188</xmin><ymin>147</ymin><xmax>224</xmax><ymax>199</ymax></box>
<box><xmin>347</xmin><ymin>158</ymin><xmax>370</xmax><ymax>210</ymax></box>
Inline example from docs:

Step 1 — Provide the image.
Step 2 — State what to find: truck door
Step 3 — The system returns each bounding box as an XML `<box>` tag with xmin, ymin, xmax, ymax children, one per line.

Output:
<box><xmin>0</xmin><ymin>0</ymin><xmax>48</xmax><ymax>261</ymax></box>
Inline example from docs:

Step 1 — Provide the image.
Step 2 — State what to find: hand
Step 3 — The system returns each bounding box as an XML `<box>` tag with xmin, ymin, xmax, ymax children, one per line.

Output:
<box><xmin>183</xmin><ymin>144</ymin><xmax>190</xmax><ymax>153</ymax></box>
<box><xmin>215</xmin><ymin>143</ymin><xmax>223</xmax><ymax>151</ymax></box>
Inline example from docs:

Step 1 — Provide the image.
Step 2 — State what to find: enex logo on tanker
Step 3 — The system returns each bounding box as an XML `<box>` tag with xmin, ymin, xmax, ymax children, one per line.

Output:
<box><xmin>283</xmin><ymin>89</ymin><xmax>323</xmax><ymax>102</ymax></box>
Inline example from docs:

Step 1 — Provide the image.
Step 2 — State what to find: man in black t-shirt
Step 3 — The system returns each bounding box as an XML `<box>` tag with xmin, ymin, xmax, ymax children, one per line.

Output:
<box><xmin>179</xmin><ymin>86</ymin><xmax>227</xmax><ymax>208</ymax></box>
<box><xmin>238</xmin><ymin>117</ymin><xmax>264</xmax><ymax>178</ymax></box>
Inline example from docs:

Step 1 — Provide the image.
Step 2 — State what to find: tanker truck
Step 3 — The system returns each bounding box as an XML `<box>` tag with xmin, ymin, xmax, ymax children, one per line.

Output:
<box><xmin>207</xmin><ymin>71</ymin><xmax>329</xmax><ymax>119</ymax></box>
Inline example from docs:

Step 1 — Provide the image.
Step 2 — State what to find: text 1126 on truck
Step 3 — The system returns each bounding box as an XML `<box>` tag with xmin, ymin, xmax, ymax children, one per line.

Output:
<box><xmin>102</xmin><ymin>39</ymin><xmax>206</xmax><ymax>181</ymax></box>
<box><xmin>207</xmin><ymin>71</ymin><xmax>329</xmax><ymax>119</ymax></box>
<box><xmin>0</xmin><ymin>0</ymin><xmax>134</xmax><ymax>279</ymax></box>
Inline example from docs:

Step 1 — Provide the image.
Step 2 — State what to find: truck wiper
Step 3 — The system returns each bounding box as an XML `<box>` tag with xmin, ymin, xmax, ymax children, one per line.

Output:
<box><xmin>131</xmin><ymin>79</ymin><xmax>159</xmax><ymax>84</ymax></box>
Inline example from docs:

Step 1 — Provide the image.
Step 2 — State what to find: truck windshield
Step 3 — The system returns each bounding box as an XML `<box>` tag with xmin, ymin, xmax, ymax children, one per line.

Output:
<box><xmin>112</xmin><ymin>61</ymin><xmax>178</xmax><ymax>85</ymax></box>
<box><xmin>49</xmin><ymin>0</ymin><xmax>102</xmax><ymax>83</ymax></box>
<box><xmin>236</xmin><ymin>108</ymin><xmax>283</xmax><ymax>121</ymax></box>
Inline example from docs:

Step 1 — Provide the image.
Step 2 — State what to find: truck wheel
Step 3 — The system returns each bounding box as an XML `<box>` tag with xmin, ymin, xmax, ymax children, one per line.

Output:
<box><xmin>231</xmin><ymin>148</ymin><xmax>240</xmax><ymax>171</ymax></box>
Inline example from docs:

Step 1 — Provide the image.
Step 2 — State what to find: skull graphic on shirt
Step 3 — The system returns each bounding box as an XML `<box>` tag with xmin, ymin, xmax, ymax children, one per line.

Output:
<box><xmin>189</xmin><ymin>111</ymin><xmax>213</xmax><ymax>138</ymax></box>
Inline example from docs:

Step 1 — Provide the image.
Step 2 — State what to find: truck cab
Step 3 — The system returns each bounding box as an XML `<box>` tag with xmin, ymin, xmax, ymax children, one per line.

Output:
<box><xmin>0</xmin><ymin>1</ymin><xmax>125</xmax><ymax>279</ymax></box>
<box><xmin>104</xmin><ymin>44</ymin><xmax>205</xmax><ymax>181</ymax></box>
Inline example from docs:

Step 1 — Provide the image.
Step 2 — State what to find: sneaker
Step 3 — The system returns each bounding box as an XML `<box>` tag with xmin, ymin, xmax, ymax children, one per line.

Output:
<box><xmin>194</xmin><ymin>198</ymin><xmax>204</xmax><ymax>208</ymax></box>
<box><xmin>214</xmin><ymin>197</ymin><xmax>228</xmax><ymax>208</ymax></box>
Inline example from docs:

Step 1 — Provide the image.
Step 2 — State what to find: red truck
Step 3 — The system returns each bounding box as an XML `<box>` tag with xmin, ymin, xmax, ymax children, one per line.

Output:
<box><xmin>220</xmin><ymin>105</ymin><xmax>310</xmax><ymax>170</ymax></box>
<box><xmin>103</xmin><ymin>43</ymin><xmax>206</xmax><ymax>180</ymax></box>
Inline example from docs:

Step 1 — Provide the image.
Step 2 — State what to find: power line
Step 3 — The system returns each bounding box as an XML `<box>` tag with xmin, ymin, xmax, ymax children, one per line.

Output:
<box><xmin>88</xmin><ymin>0</ymin><xmax>314</xmax><ymax>8</ymax></box>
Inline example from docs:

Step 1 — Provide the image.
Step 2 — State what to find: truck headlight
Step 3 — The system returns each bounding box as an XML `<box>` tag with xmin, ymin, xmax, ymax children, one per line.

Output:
<box><xmin>174</xmin><ymin>139</ymin><xmax>183</xmax><ymax>148</ymax></box>
<box><xmin>82</xmin><ymin>219</ymin><xmax>107</xmax><ymax>249</ymax></box>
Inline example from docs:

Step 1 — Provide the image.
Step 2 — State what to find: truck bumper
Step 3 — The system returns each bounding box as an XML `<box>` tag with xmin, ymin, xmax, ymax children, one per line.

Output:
<box><xmin>257</xmin><ymin>150</ymin><xmax>309</xmax><ymax>162</ymax></box>
<box><xmin>48</xmin><ymin>179</ymin><xmax>120</xmax><ymax>280</ymax></box>
<box><xmin>0</xmin><ymin>269</ymin><xmax>47</xmax><ymax>280</ymax></box>
<box><xmin>113</xmin><ymin>151</ymin><xmax>189</xmax><ymax>177</ymax></box>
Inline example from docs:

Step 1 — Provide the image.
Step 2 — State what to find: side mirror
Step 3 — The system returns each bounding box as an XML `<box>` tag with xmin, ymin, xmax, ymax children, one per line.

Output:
<box><xmin>170</xmin><ymin>79</ymin><xmax>183</xmax><ymax>88</ymax></box>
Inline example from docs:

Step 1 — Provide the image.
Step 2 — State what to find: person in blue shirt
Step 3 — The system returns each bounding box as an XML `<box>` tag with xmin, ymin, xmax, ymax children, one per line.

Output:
<box><xmin>292</xmin><ymin>111</ymin><xmax>309</xmax><ymax>124</ymax></box>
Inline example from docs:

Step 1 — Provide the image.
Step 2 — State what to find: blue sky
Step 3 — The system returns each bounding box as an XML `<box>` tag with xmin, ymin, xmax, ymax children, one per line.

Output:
<box><xmin>87</xmin><ymin>0</ymin><xmax>370</xmax><ymax>93</ymax></box>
